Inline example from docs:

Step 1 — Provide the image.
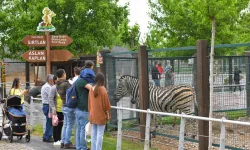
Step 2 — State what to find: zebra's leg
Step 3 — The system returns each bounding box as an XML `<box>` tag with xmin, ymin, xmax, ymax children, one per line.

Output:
<box><xmin>172</xmin><ymin>110</ymin><xmax>179</xmax><ymax>127</ymax></box>
<box><xmin>150</xmin><ymin>114</ymin><xmax>157</xmax><ymax>138</ymax></box>
<box><xmin>178</xmin><ymin>109</ymin><xmax>197</xmax><ymax>139</ymax></box>
<box><xmin>188</xmin><ymin>117</ymin><xmax>197</xmax><ymax>139</ymax></box>
<box><xmin>172</xmin><ymin>116</ymin><xmax>177</xmax><ymax>127</ymax></box>
<box><xmin>159</xmin><ymin>115</ymin><xmax>163</xmax><ymax>128</ymax></box>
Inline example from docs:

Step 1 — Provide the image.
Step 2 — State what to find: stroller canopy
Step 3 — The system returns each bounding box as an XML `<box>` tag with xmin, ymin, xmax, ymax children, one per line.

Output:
<box><xmin>6</xmin><ymin>95</ymin><xmax>22</xmax><ymax>107</ymax></box>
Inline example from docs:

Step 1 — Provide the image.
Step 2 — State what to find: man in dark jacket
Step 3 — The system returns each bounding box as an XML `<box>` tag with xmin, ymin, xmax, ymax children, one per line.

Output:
<box><xmin>151</xmin><ymin>61</ymin><xmax>160</xmax><ymax>86</ymax></box>
<box><xmin>234</xmin><ymin>67</ymin><xmax>242</xmax><ymax>92</ymax></box>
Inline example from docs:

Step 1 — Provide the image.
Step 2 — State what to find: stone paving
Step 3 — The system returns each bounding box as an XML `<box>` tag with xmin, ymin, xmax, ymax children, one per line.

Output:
<box><xmin>0</xmin><ymin>135</ymin><xmax>61</xmax><ymax>150</ymax></box>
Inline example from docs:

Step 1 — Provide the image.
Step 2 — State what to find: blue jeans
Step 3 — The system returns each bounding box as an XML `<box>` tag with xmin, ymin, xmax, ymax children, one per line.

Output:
<box><xmin>75</xmin><ymin>108</ymin><xmax>89</xmax><ymax>150</ymax></box>
<box><xmin>91</xmin><ymin>124</ymin><xmax>106</xmax><ymax>150</ymax></box>
<box><xmin>61</xmin><ymin>107</ymin><xmax>75</xmax><ymax>144</ymax></box>
<box><xmin>42</xmin><ymin>104</ymin><xmax>53</xmax><ymax>140</ymax></box>
<box><xmin>153</xmin><ymin>79</ymin><xmax>160</xmax><ymax>86</ymax></box>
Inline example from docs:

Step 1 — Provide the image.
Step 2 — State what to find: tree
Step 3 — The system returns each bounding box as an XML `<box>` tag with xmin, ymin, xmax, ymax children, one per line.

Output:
<box><xmin>148</xmin><ymin>0</ymin><xmax>250</xmax><ymax>149</ymax></box>
<box><xmin>147</xmin><ymin>0</ymin><xmax>250</xmax><ymax>56</ymax></box>
<box><xmin>0</xmin><ymin>0</ymin><xmax>129</xmax><ymax>59</ymax></box>
<box><xmin>114</xmin><ymin>19</ymin><xmax>141</xmax><ymax>51</ymax></box>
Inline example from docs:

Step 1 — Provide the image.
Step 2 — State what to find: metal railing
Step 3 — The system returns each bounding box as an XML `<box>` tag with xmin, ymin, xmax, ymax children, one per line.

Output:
<box><xmin>30</xmin><ymin>96</ymin><xmax>45</xmax><ymax>131</ymax></box>
<box><xmin>112</xmin><ymin>104</ymin><xmax>250</xmax><ymax>150</ymax></box>
<box><xmin>24</xmin><ymin>97</ymin><xmax>250</xmax><ymax>149</ymax></box>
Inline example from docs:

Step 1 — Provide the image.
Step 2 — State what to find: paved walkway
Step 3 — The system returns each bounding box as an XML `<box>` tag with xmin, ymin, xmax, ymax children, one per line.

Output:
<box><xmin>0</xmin><ymin>135</ymin><xmax>61</xmax><ymax>150</ymax></box>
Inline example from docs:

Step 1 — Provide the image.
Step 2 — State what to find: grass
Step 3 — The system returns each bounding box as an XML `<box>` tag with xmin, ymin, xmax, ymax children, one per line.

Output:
<box><xmin>32</xmin><ymin>124</ymin><xmax>158</xmax><ymax>150</ymax></box>
<box><xmin>160</xmin><ymin>116</ymin><xmax>181</xmax><ymax>125</ymax></box>
<box><xmin>225</xmin><ymin>110</ymin><xmax>247</xmax><ymax>120</ymax></box>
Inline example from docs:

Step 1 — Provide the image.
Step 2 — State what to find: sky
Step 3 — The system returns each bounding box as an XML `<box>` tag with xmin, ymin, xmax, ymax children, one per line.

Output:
<box><xmin>118</xmin><ymin>0</ymin><xmax>150</xmax><ymax>42</ymax></box>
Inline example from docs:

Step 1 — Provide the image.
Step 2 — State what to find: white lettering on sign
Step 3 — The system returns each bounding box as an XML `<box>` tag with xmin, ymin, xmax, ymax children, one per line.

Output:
<box><xmin>28</xmin><ymin>56</ymin><xmax>46</xmax><ymax>61</ymax></box>
<box><xmin>28</xmin><ymin>40</ymin><xmax>46</xmax><ymax>45</ymax></box>
<box><xmin>31</xmin><ymin>36</ymin><xmax>44</xmax><ymax>39</ymax></box>
<box><xmin>29</xmin><ymin>51</ymin><xmax>45</xmax><ymax>55</ymax></box>
<box><xmin>51</xmin><ymin>35</ymin><xmax>67</xmax><ymax>44</ymax></box>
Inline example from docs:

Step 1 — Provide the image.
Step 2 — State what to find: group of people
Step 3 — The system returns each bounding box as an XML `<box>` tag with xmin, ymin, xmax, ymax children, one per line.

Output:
<box><xmin>151</xmin><ymin>61</ymin><xmax>174</xmax><ymax>87</ymax></box>
<box><xmin>9</xmin><ymin>60</ymin><xmax>111</xmax><ymax>150</ymax></box>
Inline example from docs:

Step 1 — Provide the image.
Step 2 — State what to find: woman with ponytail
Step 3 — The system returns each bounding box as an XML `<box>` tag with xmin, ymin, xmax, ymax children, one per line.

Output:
<box><xmin>88</xmin><ymin>72</ymin><xmax>111</xmax><ymax>150</ymax></box>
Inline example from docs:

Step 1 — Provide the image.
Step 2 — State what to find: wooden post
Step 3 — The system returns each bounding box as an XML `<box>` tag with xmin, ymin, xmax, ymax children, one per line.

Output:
<box><xmin>196</xmin><ymin>40</ymin><xmax>209</xmax><ymax>150</ymax></box>
<box><xmin>25</xmin><ymin>61</ymin><xmax>30</xmax><ymax>88</ymax></box>
<box><xmin>45</xmin><ymin>31</ymin><xmax>51</xmax><ymax>75</ymax></box>
<box><xmin>245</xmin><ymin>52</ymin><xmax>250</xmax><ymax>116</ymax></box>
<box><xmin>138</xmin><ymin>45</ymin><xmax>149</xmax><ymax>140</ymax></box>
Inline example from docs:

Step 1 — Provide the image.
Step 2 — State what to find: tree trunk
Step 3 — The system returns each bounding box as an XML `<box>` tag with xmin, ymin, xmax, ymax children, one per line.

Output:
<box><xmin>209</xmin><ymin>18</ymin><xmax>216</xmax><ymax>150</ymax></box>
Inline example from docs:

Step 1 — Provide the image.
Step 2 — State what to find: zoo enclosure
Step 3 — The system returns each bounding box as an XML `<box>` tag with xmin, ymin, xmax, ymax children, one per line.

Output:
<box><xmin>102</xmin><ymin>40</ymin><xmax>250</xmax><ymax>149</ymax></box>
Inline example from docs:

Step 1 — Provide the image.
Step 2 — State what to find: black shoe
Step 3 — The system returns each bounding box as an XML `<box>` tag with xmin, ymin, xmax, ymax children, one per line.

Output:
<box><xmin>64</xmin><ymin>143</ymin><xmax>76</xmax><ymax>149</ymax></box>
<box><xmin>43</xmin><ymin>138</ymin><xmax>54</xmax><ymax>143</ymax></box>
<box><xmin>61</xmin><ymin>143</ymin><xmax>64</xmax><ymax>148</ymax></box>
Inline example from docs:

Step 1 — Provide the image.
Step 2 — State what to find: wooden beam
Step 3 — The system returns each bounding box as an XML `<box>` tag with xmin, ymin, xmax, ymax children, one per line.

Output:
<box><xmin>138</xmin><ymin>45</ymin><xmax>149</xmax><ymax>140</ymax></box>
<box><xmin>196</xmin><ymin>40</ymin><xmax>209</xmax><ymax>150</ymax></box>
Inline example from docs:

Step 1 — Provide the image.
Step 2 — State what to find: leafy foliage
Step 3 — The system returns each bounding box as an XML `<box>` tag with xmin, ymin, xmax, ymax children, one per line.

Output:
<box><xmin>114</xmin><ymin>19</ymin><xmax>141</xmax><ymax>51</ymax></box>
<box><xmin>0</xmin><ymin>0</ymin><xmax>129</xmax><ymax>59</ymax></box>
<box><xmin>147</xmin><ymin>0</ymin><xmax>250</xmax><ymax>56</ymax></box>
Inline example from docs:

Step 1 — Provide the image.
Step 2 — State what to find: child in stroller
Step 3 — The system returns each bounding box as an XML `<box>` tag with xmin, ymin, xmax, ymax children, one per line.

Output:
<box><xmin>0</xmin><ymin>95</ymin><xmax>30</xmax><ymax>143</ymax></box>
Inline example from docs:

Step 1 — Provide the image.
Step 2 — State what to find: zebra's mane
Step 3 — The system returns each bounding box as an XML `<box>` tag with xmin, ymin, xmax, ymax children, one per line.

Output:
<box><xmin>119</xmin><ymin>75</ymin><xmax>138</xmax><ymax>80</ymax></box>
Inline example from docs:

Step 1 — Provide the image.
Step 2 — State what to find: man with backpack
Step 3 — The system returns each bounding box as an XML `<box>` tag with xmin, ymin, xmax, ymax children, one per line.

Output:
<box><xmin>75</xmin><ymin>60</ymin><xmax>95</xmax><ymax>150</ymax></box>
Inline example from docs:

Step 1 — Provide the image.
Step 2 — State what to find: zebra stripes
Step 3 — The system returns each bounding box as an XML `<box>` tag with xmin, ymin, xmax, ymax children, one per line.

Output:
<box><xmin>114</xmin><ymin>75</ymin><xmax>197</xmax><ymax>115</ymax></box>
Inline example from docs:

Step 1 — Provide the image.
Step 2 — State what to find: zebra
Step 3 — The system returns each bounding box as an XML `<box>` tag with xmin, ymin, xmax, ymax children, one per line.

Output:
<box><xmin>113</xmin><ymin>75</ymin><xmax>198</xmax><ymax>137</ymax></box>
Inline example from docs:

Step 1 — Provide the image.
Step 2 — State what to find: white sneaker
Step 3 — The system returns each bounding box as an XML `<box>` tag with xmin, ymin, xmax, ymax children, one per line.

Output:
<box><xmin>53</xmin><ymin>141</ymin><xmax>61</xmax><ymax>146</ymax></box>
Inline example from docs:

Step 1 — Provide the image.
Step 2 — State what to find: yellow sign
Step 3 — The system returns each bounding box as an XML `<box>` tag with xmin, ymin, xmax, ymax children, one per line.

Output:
<box><xmin>97</xmin><ymin>51</ymin><xmax>103</xmax><ymax>64</ymax></box>
<box><xmin>37</xmin><ymin>7</ymin><xmax>56</xmax><ymax>32</ymax></box>
<box><xmin>1</xmin><ymin>61</ymin><xmax>6</xmax><ymax>88</ymax></box>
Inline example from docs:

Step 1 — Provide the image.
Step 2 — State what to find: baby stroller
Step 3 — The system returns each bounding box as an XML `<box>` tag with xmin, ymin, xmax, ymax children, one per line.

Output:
<box><xmin>0</xmin><ymin>95</ymin><xmax>30</xmax><ymax>143</ymax></box>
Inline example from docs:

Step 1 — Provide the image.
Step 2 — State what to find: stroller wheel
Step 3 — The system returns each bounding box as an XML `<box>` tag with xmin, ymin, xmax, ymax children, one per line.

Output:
<box><xmin>0</xmin><ymin>131</ymin><xmax>2</xmax><ymax>140</ymax></box>
<box><xmin>25</xmin><ymin>130</ymin><xmax>30</xmax><ymax>142</ymax></box>
<box><xmin>8</xmin><ymin>132</ymin><xmax>13</xmax><ymax>143</ymax></box>
<box><xmin>17</xmin><ymin>136</ymin><xmax>22</xmax><ymax>140</ymax></box>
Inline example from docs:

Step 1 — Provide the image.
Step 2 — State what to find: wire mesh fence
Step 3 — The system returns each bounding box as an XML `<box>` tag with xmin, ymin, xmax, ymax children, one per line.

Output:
<box><xmin>104</xmin><ymin>49</ymin><xmax>250</xmax><ymax>149</ymax></box>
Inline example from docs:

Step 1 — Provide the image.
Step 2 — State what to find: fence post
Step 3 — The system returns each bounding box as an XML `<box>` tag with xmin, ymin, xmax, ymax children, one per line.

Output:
<box><xmin>138</xmin><ymin>45</ymin><xmax>149</xmax><ymax>140</ymax></box>
<box><xmin>144</xmin><ymin>109</ymin><xmax>151</xmax><ymax>150</ymax></box>
<box><xmin>219</xmin><ymin>117</ymin><xmax>226</xmax><ymax>150</ymax></box>
<box><xmin>116</xmin><ymin>104</ymin><xmax>123</xmax><ymax>150</ymax></box>
<box><xmin>244</xmin><ymin>52</ymin><xmax>250</xmax><ymax>116</ymax></box>
<box><xmin>178</xmin><ymin>113</ymin><xmax>186</xmax><ymax>150</ymax></box>
<box><xmin>30</xmin><ymin>96</ymin><xmax>34</xmax><ymax>131</ymax></box>
<box><xmin>228</xmin><ymin>57</ymin><xmax>233</xmax><ymax>91</ymax></box>
<box><xmin>25</xmin><ymin>61</ymin><xmax>30</xmax><ymax>88</ymax></box>
<box><xmin>196</xmin><ymin>40</ymin><xmax>209</xmax><ymax>150</ymax></box>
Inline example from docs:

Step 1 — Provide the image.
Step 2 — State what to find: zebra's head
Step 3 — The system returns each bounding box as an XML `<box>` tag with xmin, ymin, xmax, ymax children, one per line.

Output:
<box><xmin>114</xmin><ymin>76</ymin><xmax>130</xmax><ymax>102</ymax></box>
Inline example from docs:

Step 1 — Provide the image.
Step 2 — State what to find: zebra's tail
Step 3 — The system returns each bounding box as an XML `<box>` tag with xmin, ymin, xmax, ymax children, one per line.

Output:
<box><xmin>192</xmin><ymin>89</ymin><xmax>198</xmax><ymax>116</ymax></box>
